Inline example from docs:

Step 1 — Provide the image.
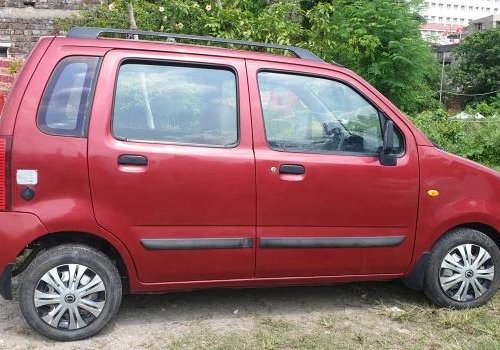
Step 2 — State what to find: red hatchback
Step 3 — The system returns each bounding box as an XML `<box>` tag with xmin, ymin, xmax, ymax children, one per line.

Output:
<box><xmin>1</xmin><ymin>27</ymin><xmax>499</xmax><ymax>341</ymax></box>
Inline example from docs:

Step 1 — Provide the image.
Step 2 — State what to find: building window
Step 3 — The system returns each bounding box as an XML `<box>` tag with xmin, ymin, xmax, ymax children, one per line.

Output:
<box><xmin>454</xmin><ymin>5</ymin><xmax>458</xmax><ymax>9</ymax></box>
<box><xmin>431</xmin><ymin>16</ymin><xmax>436</xmax><ymax>21</ymax></box>
<box><xmin>446</xmin><ymin>17</ymin><xmax>451</xmax><ymax>22</ymax></box>
<box><xmin>439</xmin><ymin>3</ymin><xmax>443</xmax><ymax>8</ymax></box>
<box><xmin>439</xmin><ymin>16</ymin><xmax>444</xmax><ymax>22</ymax></box>
<box><xmin>453</xmin><ymin>18</ymin><xmax>458</xmax><ymax>23</ymax></box>
<box><xmin>460</xmin><ymin>18</ymin><xmax>465</xmax><ymax>24</ymax></box>
<box><xmin>461</xmin><ymin>5</ymin><xmax>465</xmax><ymax>10</ymax></box>
<box><xmin>475</xmin><ymin>23</ymin><xmax>483</xmax><ymax>31</ymax></box>
<box><xmin>0</xmin><ymin>43</ymin><xmax>11</xmax><ymax>58</ymax></box>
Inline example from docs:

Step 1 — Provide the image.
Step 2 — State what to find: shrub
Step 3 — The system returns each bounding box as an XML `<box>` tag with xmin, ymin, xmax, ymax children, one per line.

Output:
<box><xmin>410</xmin><ymin>109</ymin><xmax>500</xmax><ymax>170</ymax></box>
<box><xmin>8</xmin><ymin>58</ymin><xmax>23</xmax><ymax>75</ymax></box>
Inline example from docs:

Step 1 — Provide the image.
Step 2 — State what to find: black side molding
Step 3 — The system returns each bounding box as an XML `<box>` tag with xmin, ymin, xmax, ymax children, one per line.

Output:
<box><xmin>0</xmin><ymin>264</ymin><xmax>13</xmax><ymax>300</ymax></box>
<box><xmin>141</xmin><ymin>237</ymin><xmax>254</xmax><ymax>250</ymax></box>
<box><xmin>260</xmin><ymin>236</ymin><xmax>405</xmax><ymax>249</ymax></box>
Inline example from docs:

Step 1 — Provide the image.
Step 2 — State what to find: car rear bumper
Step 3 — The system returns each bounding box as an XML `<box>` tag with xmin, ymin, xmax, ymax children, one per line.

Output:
<box><xmin>0</xmin><ymin>211</ymin><xmax>47</xmax><ymax>300</ymax></box>
<box><xmin>0</xmin><ymin>264</ymin><xmax>13</xmax><ymax>300</ymax></box>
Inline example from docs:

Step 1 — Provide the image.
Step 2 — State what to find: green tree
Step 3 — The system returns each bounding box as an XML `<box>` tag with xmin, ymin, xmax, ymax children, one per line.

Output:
<box><xmin>59</xmin><ymin>0</ymin><xmax>439</xmax><ymax>113</ymax></box>
<box><xmin>454</xmin><ymin>28</ymin><xmax>500</xmax><ymax>100</ymax></box>
<box><xmin>305</xmin><ymin>0</ymin><xmax>439</xmax><ymax>113</ymax></box>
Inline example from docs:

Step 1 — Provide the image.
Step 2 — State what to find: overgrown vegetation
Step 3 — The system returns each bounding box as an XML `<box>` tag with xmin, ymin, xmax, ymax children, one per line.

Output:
<box><xmin>409</xmin><ymin>94</ymin><xmax>500</xmax><ymax>170</ymax></box>
<box><xmin>7</xmin><ymin>58</ymin><xmax>23</xmax><ymax>75</ymax></box>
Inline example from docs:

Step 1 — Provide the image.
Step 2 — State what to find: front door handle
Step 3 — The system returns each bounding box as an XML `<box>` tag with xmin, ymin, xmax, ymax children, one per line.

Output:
<box><xmin>118</xmin><ymin>154</ymin><xmax>148</xmax><ymax>166</ymax></box>
<box><xmin>279</xmin><ymin>164</ymin><xmax>305</xmax><ymax>175</ymax></box>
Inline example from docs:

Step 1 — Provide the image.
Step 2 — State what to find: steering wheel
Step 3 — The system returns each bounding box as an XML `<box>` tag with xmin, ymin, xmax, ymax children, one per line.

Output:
<box><xmin>322</xmin><ymin>122</ymin><xmax>345</xmax><ymax>151</ymax></box>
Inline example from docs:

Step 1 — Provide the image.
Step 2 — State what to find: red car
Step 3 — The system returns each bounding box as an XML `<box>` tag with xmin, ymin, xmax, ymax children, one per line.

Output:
<box><xmin>0</xmin><ymin>27</ymin><xmax>499</xmax><ymax>341</ymax></box>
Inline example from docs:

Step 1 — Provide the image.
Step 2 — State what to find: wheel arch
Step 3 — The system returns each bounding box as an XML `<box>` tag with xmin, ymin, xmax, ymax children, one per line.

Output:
<box><xmin>14</xmin><ymin>231</ymin><xmax>133</xmax><ymax>293</ymax></box>
<box><xmin>404</xmin><ymin>221</ymin><xmax>500</xmax><ymax>290</ymax></box>
<box><xmin>431</xmin><ymin>222</ymin><xmax>500</xmax><ymax>252</ymax></box>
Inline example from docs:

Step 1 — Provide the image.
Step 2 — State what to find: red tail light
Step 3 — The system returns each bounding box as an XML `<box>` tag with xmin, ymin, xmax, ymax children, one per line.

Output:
<box><xmin>0</xmin><ymin>136</ymin><xmax>11</xmax><ymax>211</ymax></box>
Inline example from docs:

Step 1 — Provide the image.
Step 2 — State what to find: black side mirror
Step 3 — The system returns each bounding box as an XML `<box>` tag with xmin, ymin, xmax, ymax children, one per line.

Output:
<box><xmin>380</xmin><ymin>120</ymin><xmax>397</xmax><ymax>166</ymax></box>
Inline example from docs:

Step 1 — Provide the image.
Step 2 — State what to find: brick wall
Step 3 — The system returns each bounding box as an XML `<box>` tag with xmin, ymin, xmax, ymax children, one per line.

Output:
<box><xmin>0</xmin><ymin>17</ymin><xmax>57</xmax><ymax>56</ymax></box>
<box><xmin>1</xmin><ymin>0</ymin><xmax>98</xmax><ymax>10</ymax></box>
<box><xmin>0</xmin><ymin>58</ymin><xmax>14</xmax><ymax>113</ymax></box>
<box><xmin>0</xmin><ymin>58</ymin><xmax>14</xmax><ymax>92</ymax></box>
<box><xmin>0</xmin><ymin>0</ymin><xmax>100</xmax><ymax>57</ymax></box>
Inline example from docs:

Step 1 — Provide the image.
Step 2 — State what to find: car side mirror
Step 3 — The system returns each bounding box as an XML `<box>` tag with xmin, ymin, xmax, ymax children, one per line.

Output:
<box><xmin>380</xmin><ymin>120</ymin><xmax>397</xmax><ymax>166</ymax></box>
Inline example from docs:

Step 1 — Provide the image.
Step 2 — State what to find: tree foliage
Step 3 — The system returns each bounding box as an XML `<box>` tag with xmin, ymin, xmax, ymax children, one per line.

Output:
<box><xmin>454</xmin><ymin>28</ymin><xmax>500</xmax><ymax>100</ymax></box>
<box><xmin>59</xmin><ymin>0</ymin><xmax>439</xmax><ymax>113</ymax></box>
<box><xmin>305</xmin><ymin>0</ymin><xmax>439</xmax><ymax>113</ymax></box>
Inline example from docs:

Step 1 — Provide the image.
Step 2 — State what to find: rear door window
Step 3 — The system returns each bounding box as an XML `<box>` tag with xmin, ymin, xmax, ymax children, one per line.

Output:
<box><xmin>112</xmin><ymin>62</ymin><xmax>238</xmax><ymax>147</ymax></box>
<box><xmin>37</xmin><ymin>56</ymin><xmax>100</xmax><ymax>137</ymax></box>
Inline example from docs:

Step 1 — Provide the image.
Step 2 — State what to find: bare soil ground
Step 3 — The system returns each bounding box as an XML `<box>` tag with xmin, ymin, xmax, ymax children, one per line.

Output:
<box><xmin>1</xmin><ymin>278</ymin><xmax>499</xmax><ymax>350</ymax></box>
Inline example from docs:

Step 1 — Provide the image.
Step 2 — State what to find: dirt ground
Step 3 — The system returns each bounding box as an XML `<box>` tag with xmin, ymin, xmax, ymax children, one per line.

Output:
<box><xmin>1</xmin><ymin>277</ymin><xmax>499</xmax><ymax>350</ymax></box>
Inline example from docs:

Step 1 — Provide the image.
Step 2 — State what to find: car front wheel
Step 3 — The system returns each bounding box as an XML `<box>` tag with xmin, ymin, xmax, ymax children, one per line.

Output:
<box><xmin>19</xmin><ymin>244</ymin><xmax>122</xmax><ymax>341</ymax></box>
<box><xmin>424</xmin><ymin>228</ymin><xmax>500</xmax><ymax>309</ymax></box>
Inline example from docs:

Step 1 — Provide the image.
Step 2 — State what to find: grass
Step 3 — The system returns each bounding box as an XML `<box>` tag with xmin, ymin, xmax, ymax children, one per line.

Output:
<box><xmin>164</xmin><ymin>290</ymin><xmax>500</xmax><ymax>350</ymax></box>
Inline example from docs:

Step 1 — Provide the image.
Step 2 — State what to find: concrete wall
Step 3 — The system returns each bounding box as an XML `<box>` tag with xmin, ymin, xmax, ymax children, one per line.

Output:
<box><xmin>466</xmin><ymin>15</ymin><xmax>500</xmax><ymax>35</ymax></box>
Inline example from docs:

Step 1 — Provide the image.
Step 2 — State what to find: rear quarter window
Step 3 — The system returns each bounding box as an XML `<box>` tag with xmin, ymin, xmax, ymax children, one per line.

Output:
<box><xmin>37</xmin><ymin>56</ymin><xmax>100</xmax><ymax>137</ymax></box>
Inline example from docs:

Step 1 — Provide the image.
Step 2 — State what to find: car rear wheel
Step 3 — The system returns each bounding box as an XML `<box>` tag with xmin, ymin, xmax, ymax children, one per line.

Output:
<box><xmin>19</xmin><ymin>244</ymin><xmax>122</xmax><ymax>341</ymax></box>
<box><xmin>424</xmin><ymin>228</ymin><xmax>500</xmax><ymax>308</ymax></box>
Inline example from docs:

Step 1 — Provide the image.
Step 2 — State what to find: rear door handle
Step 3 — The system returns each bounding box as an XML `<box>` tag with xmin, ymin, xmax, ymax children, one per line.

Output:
<box><xmin>279</xmin><ymin>164</ymin><xmax>305</xmax><ymax>175</ymax></box>
<box><xmin>118</xmin><ymin>154</ymin><xmax>148</xmax><ymax>166</ymax></box>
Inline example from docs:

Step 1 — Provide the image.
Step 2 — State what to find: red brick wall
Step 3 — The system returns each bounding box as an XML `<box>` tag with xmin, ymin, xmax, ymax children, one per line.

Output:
<box><xmin>0</xmin><ymin>58</ymin><xmax>16</xmax><ymax>113</ymax></box>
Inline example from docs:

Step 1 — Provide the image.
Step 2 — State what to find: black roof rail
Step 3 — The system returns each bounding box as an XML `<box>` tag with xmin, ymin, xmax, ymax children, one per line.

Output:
<box><xmin>67</xmin><ymin>27</ymin><xmax>324</xmax><ymax>62</ymax></box>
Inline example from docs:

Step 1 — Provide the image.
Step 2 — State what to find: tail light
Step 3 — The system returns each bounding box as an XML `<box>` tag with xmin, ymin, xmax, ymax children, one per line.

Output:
<box><xmin>0</xmin><ymin>136</ymin><xmax>11</xmax><ymax>211</ymax></box>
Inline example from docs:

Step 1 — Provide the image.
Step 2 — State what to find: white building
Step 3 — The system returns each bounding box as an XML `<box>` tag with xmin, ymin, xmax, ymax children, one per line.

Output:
<box><xmin>420</xmin><ymin>0</ymin><xmax>500</xmax><ymax>44</ymax></box>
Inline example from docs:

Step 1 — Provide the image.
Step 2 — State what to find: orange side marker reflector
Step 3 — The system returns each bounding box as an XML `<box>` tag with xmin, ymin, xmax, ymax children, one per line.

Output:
<box><xmin>427</xmin><ymin>190</ymin><xmax>440</xmax><ymax>197</ymax></box>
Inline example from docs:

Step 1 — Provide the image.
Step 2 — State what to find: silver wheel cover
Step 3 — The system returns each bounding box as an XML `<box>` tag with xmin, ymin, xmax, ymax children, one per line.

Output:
<box><xmin>34</xmin><ymin>264</ymin><xmax>106</xmax><ymax>330</ymax></box>
<box><xmin>440</xmin><ymin>243</ymin><xmax>495</xmax><ymax>302</ymax></box>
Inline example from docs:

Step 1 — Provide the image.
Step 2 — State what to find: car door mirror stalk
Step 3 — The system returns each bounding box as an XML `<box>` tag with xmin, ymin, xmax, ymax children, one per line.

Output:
<box><xmin>380</xmin><ymin>120</ymin><xmax>397</xmax><ymax>166</ymax></box>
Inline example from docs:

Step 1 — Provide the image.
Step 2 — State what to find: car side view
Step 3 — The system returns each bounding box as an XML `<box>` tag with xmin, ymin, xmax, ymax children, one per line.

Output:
<box><xmin>0</xmin><ymin>27</ymin><xmax>499</xmax><ymax>341</ymax></box>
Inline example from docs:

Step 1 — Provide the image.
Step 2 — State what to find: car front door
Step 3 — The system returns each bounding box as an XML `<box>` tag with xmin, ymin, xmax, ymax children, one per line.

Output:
<box><xmin>88</xmin><ymin>50</ymin><xmax>256</xmax><ymax>283</ymax></box>
<box><xmin>247</xmin><ymin>60</ymin><xmax>419</xmax><ymax>278</ymax></box>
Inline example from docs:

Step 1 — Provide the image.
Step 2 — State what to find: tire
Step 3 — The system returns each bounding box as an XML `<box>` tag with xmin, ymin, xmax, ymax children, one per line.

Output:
<box><xmin>424</xmin><ymin>228</ymin><xmax>500</xmax><ymax>309</ymax></box>
<box><xmin>19</xmin><ymin>244</ymin><xmax>122</xmax><ymax>341</ymax></box>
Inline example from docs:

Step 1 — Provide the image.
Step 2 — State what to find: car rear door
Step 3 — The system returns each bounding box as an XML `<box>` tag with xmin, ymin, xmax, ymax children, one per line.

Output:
<box><xmin>247</xmin><ymin>59</ymin><xmax>419</xmax><ymax>278</ymax></box>
<box><xmin>88</xmin><ymin>49</ymin><xmax>256</xmax><ymax>283</ymax></box>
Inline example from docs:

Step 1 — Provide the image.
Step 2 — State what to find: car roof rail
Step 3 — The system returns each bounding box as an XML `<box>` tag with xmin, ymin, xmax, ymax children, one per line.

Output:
<box><xmin>67</xmin><ymin>27</ymin><xmax>325</xmax><ymax>62</ymax></box>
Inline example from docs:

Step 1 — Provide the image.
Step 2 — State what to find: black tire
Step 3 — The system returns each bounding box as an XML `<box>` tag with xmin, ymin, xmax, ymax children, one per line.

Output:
<box><xmin>19</xmin><ymin>244</ymin><xmax>122</xmax><ymax>341</ymax></box>
<box><xmin>424</xmin><ymin>228</ymin><xmax>500</xmax><ymax>309</ymax></box>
